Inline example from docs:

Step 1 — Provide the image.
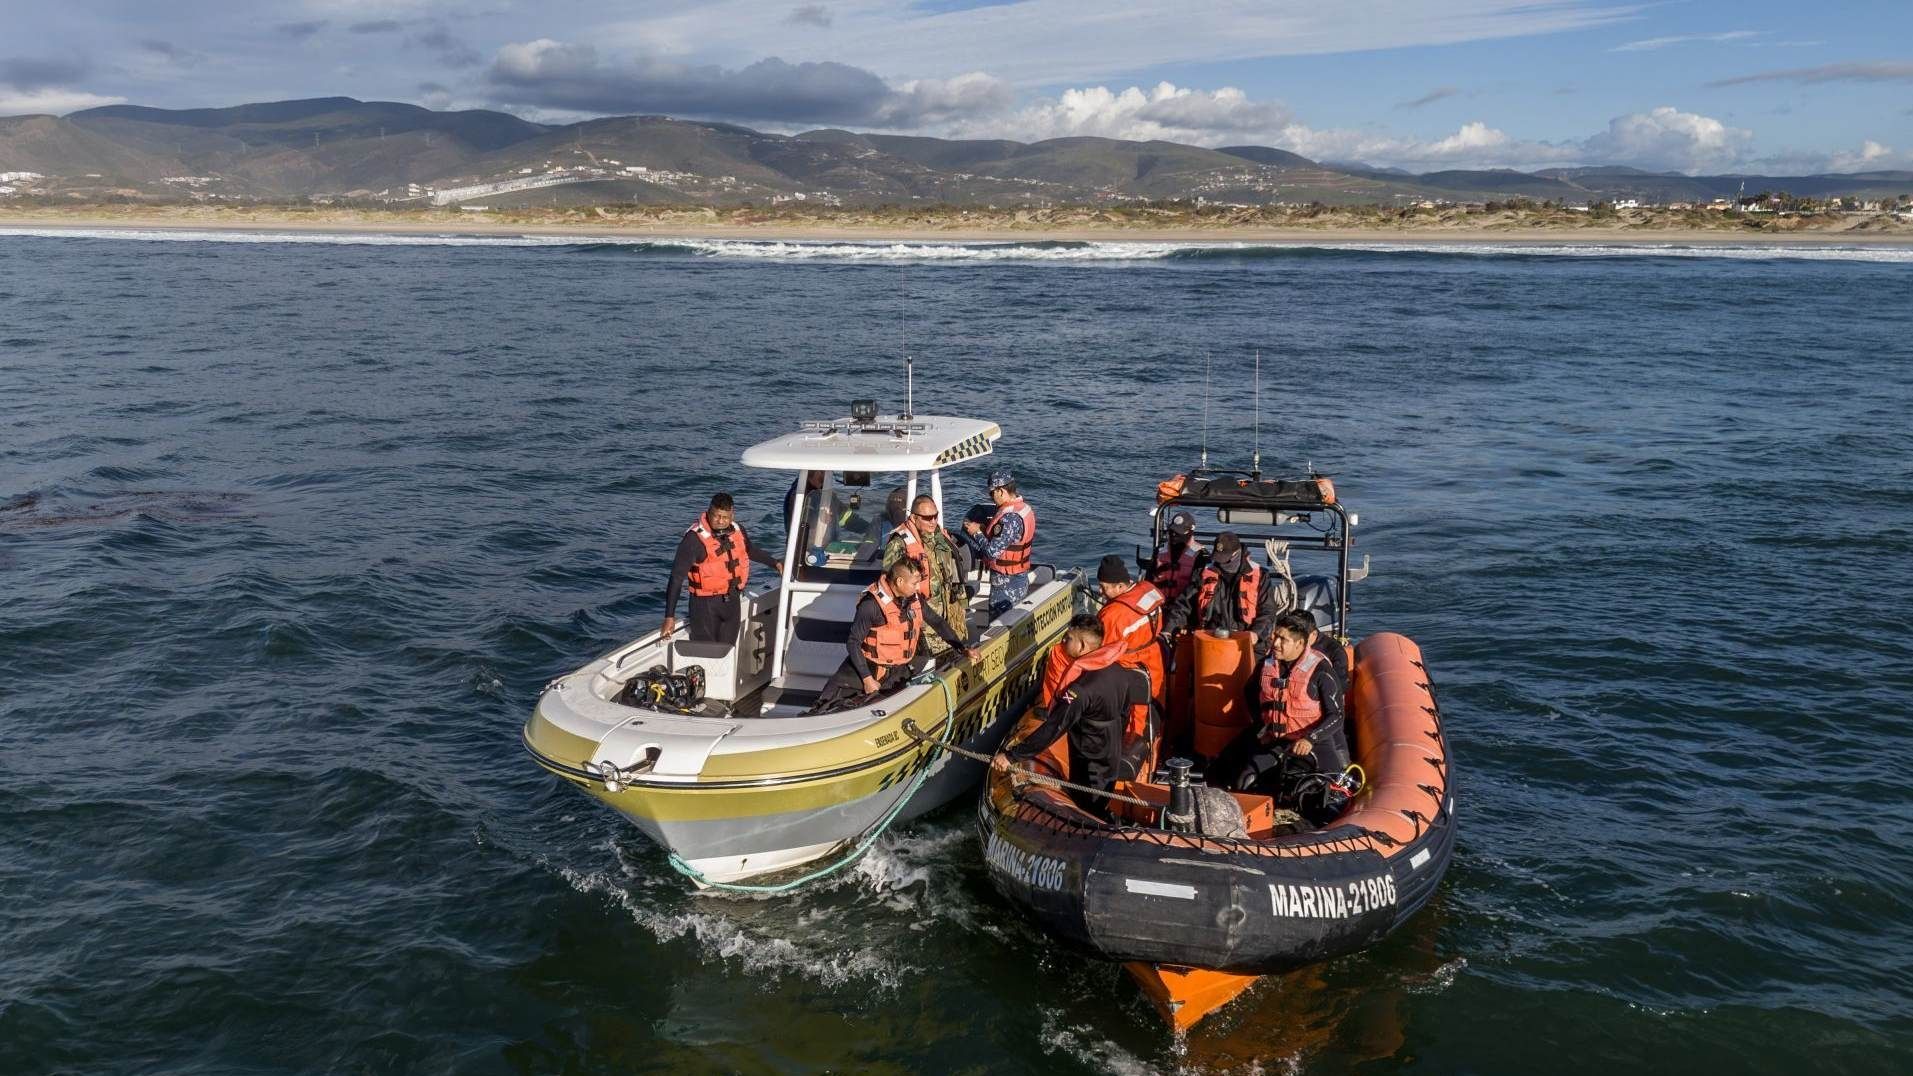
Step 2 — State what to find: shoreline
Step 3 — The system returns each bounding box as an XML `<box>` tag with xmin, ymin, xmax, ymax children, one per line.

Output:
<box><xmin>3</xmin><ymin>209</ymin><xmax>1911</xmax><ymax>247</ymax></box>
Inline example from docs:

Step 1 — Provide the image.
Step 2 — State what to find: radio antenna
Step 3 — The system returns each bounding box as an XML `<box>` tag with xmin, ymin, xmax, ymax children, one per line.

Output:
<box><xmin>904</xmin><ymin>355</ymin><xmax>914</xmax><ymax>419</ymax></box>
<box><xmin>1252</xmin><ymin>349</ymin><xmax>1262</xmax><ymax>478</ymax></box>
<box><xmin>1201</xmin><ymin>353</ymin><xmax>1212</xmax><ymax>469</ymax></box>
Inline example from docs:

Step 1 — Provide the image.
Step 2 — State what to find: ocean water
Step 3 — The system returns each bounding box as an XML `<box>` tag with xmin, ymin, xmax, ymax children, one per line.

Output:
<box><xmin>1</xmin><ymin>231</ymin><xmax>1909</xmax><ymax>1074</ymax></box>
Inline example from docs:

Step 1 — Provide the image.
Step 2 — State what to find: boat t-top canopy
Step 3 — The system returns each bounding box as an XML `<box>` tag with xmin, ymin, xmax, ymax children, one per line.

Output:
<box><xmin>740</xmin><ymin>413</ymin><xmax>1001</xmax><ymax>473</ymax></box>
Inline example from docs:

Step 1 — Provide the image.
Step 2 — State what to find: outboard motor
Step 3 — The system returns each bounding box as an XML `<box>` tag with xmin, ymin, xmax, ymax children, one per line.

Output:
<box><xmin>1161</xmin><ymin>757</ymin><xmax>1197</xmax><ymax>833</ymax></box>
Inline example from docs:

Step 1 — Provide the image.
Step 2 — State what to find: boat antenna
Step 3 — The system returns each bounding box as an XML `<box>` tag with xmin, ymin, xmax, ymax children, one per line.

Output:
<box><xmin>1252</xmin><ymin>349</ymin><xmax>1262</xmax><ymax>478</ymax></box>
<box><xmin>1200</xmin><ymin>353</ymin><xmax>1211</xmax><ymax>470</ymax></box>
<box><xmin>904</xmin><ymin>354</ymin><xmax>914</xmax><ymax>419</ymax></box>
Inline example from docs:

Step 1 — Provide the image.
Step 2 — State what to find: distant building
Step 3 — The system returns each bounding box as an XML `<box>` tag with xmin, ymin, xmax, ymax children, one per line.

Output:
<box><xmin>1613</xmin><ymin>198</ymin><xmax>1640</xmax><ymax>209</ymax></box>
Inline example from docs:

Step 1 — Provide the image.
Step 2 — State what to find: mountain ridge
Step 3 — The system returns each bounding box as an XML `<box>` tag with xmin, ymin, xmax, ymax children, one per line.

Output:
<box><xmin>4</xmin><ymin>96</ymin><xmax>1910</xmax><ymax>208</ymax></box>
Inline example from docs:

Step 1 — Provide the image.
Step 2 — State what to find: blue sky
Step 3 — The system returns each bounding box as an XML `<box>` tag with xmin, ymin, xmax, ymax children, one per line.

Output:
<box><xmin>4</xmin><ymin>1</ymin><xmax>1909</xmax><ymax>173</ymax></box>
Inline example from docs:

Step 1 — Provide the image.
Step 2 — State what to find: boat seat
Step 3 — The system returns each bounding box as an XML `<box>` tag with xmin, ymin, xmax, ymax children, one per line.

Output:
<box><xmin>781</xmin><ymin>586</ymin><xmax>860</xmax><ymax>680</ymax></box>
<box><xmin>1292</xmin><ymin>574</ymin><xmax>1339</xmax><ymax>632</ymax></box>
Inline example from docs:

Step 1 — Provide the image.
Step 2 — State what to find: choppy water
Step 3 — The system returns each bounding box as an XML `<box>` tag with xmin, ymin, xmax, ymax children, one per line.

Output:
<box><xmin>2</xmin><ymin>232</ymin><xmax>1910</xmax><ymax>1074</ymax></box>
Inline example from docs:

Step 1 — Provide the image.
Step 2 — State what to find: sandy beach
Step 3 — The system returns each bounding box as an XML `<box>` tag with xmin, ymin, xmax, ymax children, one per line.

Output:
<box><xmin>3</xmin><ymin>204</ymin><xmax>1910</xmax><ymax>245</ymax></box>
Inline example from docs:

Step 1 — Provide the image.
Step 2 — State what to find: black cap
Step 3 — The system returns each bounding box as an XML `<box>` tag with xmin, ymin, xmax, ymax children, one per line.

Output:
<box><xmin>1167</xmin><ymin>511</ymin><xmax>1195</xmax><ymax>536</ymax></box>
<box><xmin>1097</xmin><ymin>554</ymin><xmax>1131</xmax><ymax>584</ymax></box>
<box><xmin>1212</xmin><ymin>531</ymin><xmax>1244</xmax><ymax>570</ymax></box>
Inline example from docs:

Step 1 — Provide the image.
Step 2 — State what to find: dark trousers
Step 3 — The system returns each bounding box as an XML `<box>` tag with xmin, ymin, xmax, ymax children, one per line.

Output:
<box><xmin>809</xmin><ymin>658</ymin><xmax>914</xmax><ymax>713</ymax></box>
<box><xmin>1217</xmin><ymin>725</ymin><xmax>1349</xmax><ymax>795</ymax></box>
<box><xmin>1065</xmin><ymin>750</ymin><xmax>1117</xmax><ymax>819</ymax></box>
<box><xmin>687</xmin><ymin>593</ymin><xmax>741</xmax><ymax>646</ymax></box>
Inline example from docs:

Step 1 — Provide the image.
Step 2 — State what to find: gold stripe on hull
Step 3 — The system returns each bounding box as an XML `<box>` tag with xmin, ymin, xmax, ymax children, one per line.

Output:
<box><xmin>525</xmin><ymin>584</ymin><xmax>1076</xmax><ymax>826</ymax></box>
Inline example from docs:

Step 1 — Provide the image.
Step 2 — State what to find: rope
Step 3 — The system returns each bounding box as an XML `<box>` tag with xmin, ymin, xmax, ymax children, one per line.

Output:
<box><xmin>900</xmin><ymin>719</ymin><xmax>1155</xmax><ymax>808</ymax></box>
<box><xmin>666</xmin><ymin>675</ymin><xmax>961</xmax><ymax>894</ymax></box>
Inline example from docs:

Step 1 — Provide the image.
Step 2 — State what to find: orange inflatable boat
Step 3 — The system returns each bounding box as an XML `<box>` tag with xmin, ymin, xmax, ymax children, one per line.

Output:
<box><xmin>976</xmin><ymin>472</ymin><xmax>1456</xmax><ymax>1030</ymax></box>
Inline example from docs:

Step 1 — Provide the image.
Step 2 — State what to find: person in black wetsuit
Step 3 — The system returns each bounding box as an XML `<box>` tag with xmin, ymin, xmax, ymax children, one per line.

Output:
<box><xmin>993</xmin><ymin>614</ymin><xmax>1150</xmax><ymax>815</ymax></box>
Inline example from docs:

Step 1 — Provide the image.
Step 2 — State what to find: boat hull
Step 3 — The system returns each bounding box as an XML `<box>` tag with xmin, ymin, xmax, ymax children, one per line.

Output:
<box><xmin>526</xmin><ymin>576</ymin><xmax>1079</xmax><ymax>885</ymax></box>
<box><xmin>976</xmin><ymin>632</ymin><xmax>1454</xmax><ymax>976</ymax></box>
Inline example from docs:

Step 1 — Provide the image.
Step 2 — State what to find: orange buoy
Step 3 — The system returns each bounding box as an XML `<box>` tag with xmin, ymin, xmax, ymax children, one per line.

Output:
<box><xmin>1124</xmin><ymin>963</ymin><xmax>1262</xmax><ymax>1032</ymax></box>
<box><xmin>1190</xmin><ymin>629</ymin><xmax>1255</xmax><ymax>759</ymax></box>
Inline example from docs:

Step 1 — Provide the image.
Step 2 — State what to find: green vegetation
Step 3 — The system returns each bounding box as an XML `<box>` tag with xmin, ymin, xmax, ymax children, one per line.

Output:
<box><xmin>6</xmin><ymin>198</ymin><xmax>1907</xmax><ymax>238</ymax></box>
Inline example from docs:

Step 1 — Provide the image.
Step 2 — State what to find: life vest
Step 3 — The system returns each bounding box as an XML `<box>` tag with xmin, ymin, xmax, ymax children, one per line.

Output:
<box><xmin>1042</xmin><ymin>638</ymin><xmax>1152</xmax><ymax>751</ymax></box>
<box><xmin>1101</xmin><ymin>581</ymin><xmax>1163</xmax><ymax>659</ymax></box>
<box><xmin>858</xmin><ymin>577</ymin><xmax>922</xmax><ymax>673</ymax></box>
<box><xmin>984</xmin><ymin>497</ymin><xmax>1036</xmax><ymax>577</ymax></box>
<box><xmin>1194</xmin><ymin>562</ymin><xmax>1262</xmax><ymax>629</ymax></box>
<box><xmin>1259</xmin><ymin>648</ymin><xmax>1326</xmax><ymax>739</ymax></box>
<box><xmin>888</xmin><ymin>525</ymin><xmax>934</xmax><ymax>599</ymax></box>
<box><xmin>686</xmin><ymin>514</ymin><xmax>751</xmax><ymax>598</ymax></box>
<box><xmin>1150</xmin><ymin>540</ymin><xmax>1199</xmax><ymax>601</ymax></box>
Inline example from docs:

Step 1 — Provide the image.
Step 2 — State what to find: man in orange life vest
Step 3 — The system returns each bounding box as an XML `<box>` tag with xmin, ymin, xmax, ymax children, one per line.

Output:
<box><xmin>960</xmin><ymin>468</ymin><xmax>1036</xmax><ymax>619</ymax></box>
<box><xmin>1222</xmin><ymin>610</ymin><xmax>1350</xmax><ymax>794</ymax></box>
<box><xmin>1093</xmin><ymin>553</ymin><xmax>1167</xmax><ymax>705</ymax></box>
<box><xmin>661</xmin><ymin>492</ymin><xmax>782</xmax><ymax>647</ymax></box>
<box><xmin>810</xmin><ymin>559</ymin><xmax>977</xmax><ymax>711</ymax></box>
<box><xmin>1034</xmin><ymin>555</ymin><xmax>1167</xmax><ymax>710</ymax></box>
<box><xmin>1159</xmin><ymin>530</ymin><xmax>1281</xmax><ymax>657</ymax></box>
<box><xmin>1145</xmin><ymin>510</ymin><xmax>1204</xmax><ymax>603</ymax></box>
<box><xmin>995</xmin><ymin>614</ymin><xmax>1151</xmax><ymax>815</ymax></box>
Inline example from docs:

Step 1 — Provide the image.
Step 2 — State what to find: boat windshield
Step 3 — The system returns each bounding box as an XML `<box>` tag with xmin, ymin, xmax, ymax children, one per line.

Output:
<box><xmin>792</xmin><ymin>476</ymin><xmax>905</xmax><ymax>578</ymax></box>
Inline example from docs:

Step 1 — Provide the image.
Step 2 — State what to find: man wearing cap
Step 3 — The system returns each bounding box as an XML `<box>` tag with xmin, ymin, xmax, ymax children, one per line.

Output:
<box><xmin>1159</xmin><ymin>531</ymin><xmax>1281</xmax><ymax>657</ymax></box>
<box><xmin>1146</xmin><ymin>510</ymin><xmax>1204</xmax><ymax>603</ymax></box>
<box><xmin>1095</xmin><ymin>553</ymin><xmax>1167</xmax><ymax>706</ymax></box>
<box><xmin>961</xmin><ymin>468</ymin><xmax>1037</xmax><ymax>619</ymax></box>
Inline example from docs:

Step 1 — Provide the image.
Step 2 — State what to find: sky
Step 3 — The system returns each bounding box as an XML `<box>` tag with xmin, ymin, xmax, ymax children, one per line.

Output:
<box><xmin>4</xmin><ymin>0</ymin><xmax>1911</xmax><ymax>174</ymax></box>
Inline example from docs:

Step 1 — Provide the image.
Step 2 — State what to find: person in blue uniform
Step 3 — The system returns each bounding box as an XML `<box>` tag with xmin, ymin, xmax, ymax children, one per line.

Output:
<box><xmin>960</xmin><ymin>468</ymin><xmax>1037</xmax><ymax>619</ymax></box>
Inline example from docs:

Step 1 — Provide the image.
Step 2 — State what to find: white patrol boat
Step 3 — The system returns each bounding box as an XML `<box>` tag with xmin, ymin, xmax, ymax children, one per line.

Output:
<box><xmin>523</xmin><ymin>403</ymin><xmax>1081</xmax><ymax>887</ymax></box>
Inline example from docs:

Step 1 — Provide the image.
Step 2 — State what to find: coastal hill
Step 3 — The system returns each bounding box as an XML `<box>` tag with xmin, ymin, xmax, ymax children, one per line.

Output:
<box><xmin>3</xmin><ymin>96</ymin><xmax>1911</xmax><ymax>209</ymax></box>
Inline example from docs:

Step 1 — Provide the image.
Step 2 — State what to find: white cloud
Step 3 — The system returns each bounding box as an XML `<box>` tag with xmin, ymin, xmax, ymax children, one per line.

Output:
<box><xmin>1758</xmin><ymin>139</ymin><xmax>1913</xmax><ymax>173</ymax></box>
<box><xmin>1272</xmin><ymin>120</ymin><xmax>1581</xmax><ymax>170</ymax></box>
<box><xmin>0</xmin><ymin>88</ymin><xmax>126</xmax><ymax>116</ymax></box>
<box><xmin>607</xmin><ymin>0</ymin><xmax>1637</xmax><ymax>85</ymax></box>
<box><xmin>487</xmin><ymin>38</ymin><xmax>1008</xmax><ymax>127</ymax></box>
<box><xmin>964</xmin><ymin>82</ymin><xmax>1291</xmax><ymax>143</ymax></box>
<box><xmin>1582</xmin><ymin>106</ymin><xmax>1751</xmax><ymax>172</ymax></box>
<box><xmin>937</xmin><ymin>84</ymin><xmax>1782</xmax><ymax>174</ymax></box>
<box><xmin>1611</xmin><ymin>30</ymin><xmax>1762</xmax><ymax>52</ymax></box>
<box><xmin>879</xmin><ymin>72</ymin><xmax>1013</xmax><ymax>126</ymax></box>
<box><xmin>1710</xmin><ymin>61</ymin><xmax>1913</xmax><ymax>87</ymax></box>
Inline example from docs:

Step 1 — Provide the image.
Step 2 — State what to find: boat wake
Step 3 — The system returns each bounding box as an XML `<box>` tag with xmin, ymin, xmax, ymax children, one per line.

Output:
<box><xmin>1037</xmin><ymin>1009</ymin><xmax>1168</xmax><ymax>1076</ymax></box>
<box><xmin>6</xmin><ymin>226</ymin><xmax>1911</xmax><ymax>262</ymax></box>
<box><xmin>558</xmin><ymin>861</ymin><xmax>913</xmax><ymax>990</ymax></box>
<box><xmin>550</xmin><ymin>822</ymin><xmax>992</xmax><ymax>993</ymax></box>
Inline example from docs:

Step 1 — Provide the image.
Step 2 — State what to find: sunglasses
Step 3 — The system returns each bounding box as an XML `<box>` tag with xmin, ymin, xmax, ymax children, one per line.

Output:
<box><xmin>913</xmin><ymin>512</ymin><xmax>939</xmax><ymax>521</ymax></box>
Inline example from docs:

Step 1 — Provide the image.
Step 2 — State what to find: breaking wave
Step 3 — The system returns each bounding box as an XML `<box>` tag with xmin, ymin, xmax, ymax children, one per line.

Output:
<box><xmin>6</xmin><ymin>226</ymin><xmax>1911</xmax><ymax>263</ymax></box>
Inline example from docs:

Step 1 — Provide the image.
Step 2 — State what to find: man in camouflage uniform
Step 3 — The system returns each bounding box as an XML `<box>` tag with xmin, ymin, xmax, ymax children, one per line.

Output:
<box><xmin>882</xmin><ymin>494</ymin><xmax>969</xmax><ymax>656</ymax></box>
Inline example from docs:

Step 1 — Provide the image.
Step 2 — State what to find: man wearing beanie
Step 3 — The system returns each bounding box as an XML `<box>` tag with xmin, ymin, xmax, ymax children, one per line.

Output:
<box><xmin>1160</xmin><ymin>531</ymin><xmax>1281</xmax><ymax>657</ymax></box>
<box><xmin>1095</xmin><ymin>553</ymin><xmax>1167</xmax><ymax>706</ymax></box>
